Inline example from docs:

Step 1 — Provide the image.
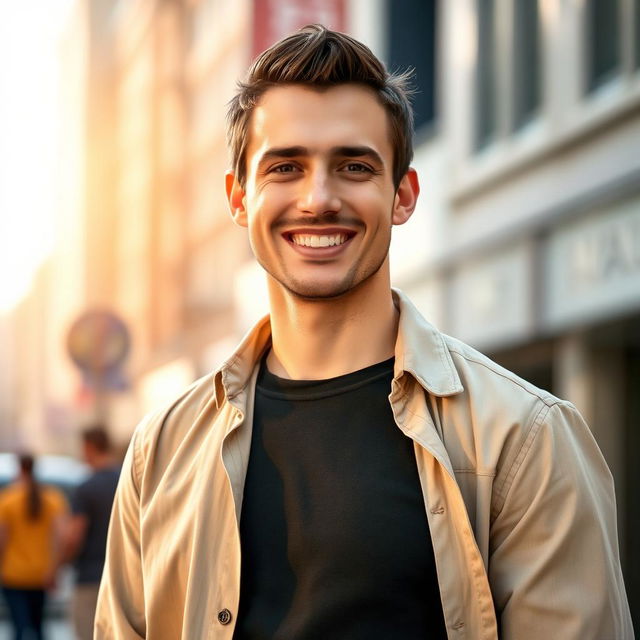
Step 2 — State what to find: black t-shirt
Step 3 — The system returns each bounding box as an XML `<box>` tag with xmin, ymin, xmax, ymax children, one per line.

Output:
<box><xmin>71</xmin><ymin>465</ymin><xmax>120</xmax><ymax>584</ymax></box>
<box><xmin>234</xmin><ymin>357</ymin><xmax>447</xmax><ymax>639</ymax></box>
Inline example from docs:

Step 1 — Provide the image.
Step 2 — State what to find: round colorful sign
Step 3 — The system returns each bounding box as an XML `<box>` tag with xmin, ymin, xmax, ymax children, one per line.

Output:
<box><xmin>67</xmin><ymin>310</ymin><xmax>130</xmax><ymax>374</ymax></box>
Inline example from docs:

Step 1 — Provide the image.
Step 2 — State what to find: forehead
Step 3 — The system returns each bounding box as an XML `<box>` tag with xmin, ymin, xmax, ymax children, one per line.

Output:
<box><xmin>246</xmin><ymin>84</ymin><xmax>392</xmax><ymax>166</ymax></box>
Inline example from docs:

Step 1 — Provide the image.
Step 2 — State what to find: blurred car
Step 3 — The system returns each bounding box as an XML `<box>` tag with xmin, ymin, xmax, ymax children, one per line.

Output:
<box><xmin>0</xmin><ymin>452</ymin><xmax>90</xmax><ymax>619</ymax></box>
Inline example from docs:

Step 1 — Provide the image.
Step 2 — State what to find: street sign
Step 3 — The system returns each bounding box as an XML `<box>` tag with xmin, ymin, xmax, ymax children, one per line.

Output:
<box><xmin>67</xmin><ymin>310</ymin><xmax>130</xmax><ymax>391</ymax></box>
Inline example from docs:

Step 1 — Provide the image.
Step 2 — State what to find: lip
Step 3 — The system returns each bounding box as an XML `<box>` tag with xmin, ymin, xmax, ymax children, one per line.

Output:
<box><xmin>282</xmin><ymin>227</ymin><xmax>356</xmax><ymax>258</ymax></box>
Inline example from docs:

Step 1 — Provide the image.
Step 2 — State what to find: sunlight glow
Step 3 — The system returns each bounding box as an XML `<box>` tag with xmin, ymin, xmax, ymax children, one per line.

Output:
<box><xmin>0</xmin><ymin>1</ymin><xmax>75</xmax><ymax>313</ymax></box>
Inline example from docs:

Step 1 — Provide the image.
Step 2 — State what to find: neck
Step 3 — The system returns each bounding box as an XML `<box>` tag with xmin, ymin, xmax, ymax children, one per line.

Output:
<box><xmin>89</xmin><ymin>453</ymin><xmax>115</xmax><ymax>471</ymax></box>
<box><xmin>266</xmin><ymin>266</ymin><xmax>398</xmax><ymax>380</ymax></box>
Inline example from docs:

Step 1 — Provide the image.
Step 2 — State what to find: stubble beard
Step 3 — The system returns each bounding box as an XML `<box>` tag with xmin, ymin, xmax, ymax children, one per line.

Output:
<box><xmin>258</xmin><ymin>224</ymin><xmax>392</xmax><ymax>302</ymax></box>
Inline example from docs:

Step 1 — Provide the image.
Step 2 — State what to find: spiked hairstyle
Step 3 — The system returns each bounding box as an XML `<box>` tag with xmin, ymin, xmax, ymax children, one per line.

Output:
<box><xmin>226</xmin><ymin>24</ymin><xmax>415</xmax><ymax>189</ymax></box>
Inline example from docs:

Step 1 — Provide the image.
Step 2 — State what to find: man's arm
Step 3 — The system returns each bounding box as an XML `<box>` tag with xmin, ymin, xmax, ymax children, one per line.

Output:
<box><xmin>45</xmin><ymin>508</ymin><xmax>70</xmax><ymax>589</ymax></box>
<box><xmin>489</xmin><ymin>401</ymin><xmax>634</xmax><ymax>639</ymax></box>
<box><xmin>64</xmin><ymin>479</ymin><xmax>91</xmax><ymax>564</ymax></box>
<box><xmin>62</xmin><ymin>513</ymin><xmax>88</xmax><ymax>563</ymax></box>
<box><xmin>94</xmin><ymin>431</ymin><xmax>146</xmax><ymax>639</ymax></box>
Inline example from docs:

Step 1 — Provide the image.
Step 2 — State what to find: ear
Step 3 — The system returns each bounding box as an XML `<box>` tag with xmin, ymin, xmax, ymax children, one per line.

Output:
<box><xmin>225</xmin><ymin>170</ymin><xmax>248</xmax><ymax>228</ymax></box>
<box><xmin>392</xmin><ymin>168</ymin><xmax>420</xmax><ymax>226</ymax></box>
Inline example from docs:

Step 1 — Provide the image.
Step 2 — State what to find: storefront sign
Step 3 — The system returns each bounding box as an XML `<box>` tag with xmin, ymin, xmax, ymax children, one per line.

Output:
<box><xmin>544</xmin><ymin>198</ymin><xmax>640</xmax><ymax>329</ymax></box>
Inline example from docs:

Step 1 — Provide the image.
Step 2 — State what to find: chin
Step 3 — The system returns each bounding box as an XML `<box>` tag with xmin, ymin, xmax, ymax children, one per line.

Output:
<box><xmin>263</xmin><ymin>257</ymin><xmax>387</xmax><ymax>301</ymax></box>
<box><xmin>281</xmin><ymin>272</ymin><xmax>376</xmax><ymax>301</ymax></box>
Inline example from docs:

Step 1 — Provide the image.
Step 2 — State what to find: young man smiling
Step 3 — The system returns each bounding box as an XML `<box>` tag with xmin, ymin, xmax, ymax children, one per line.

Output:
<box><xmin>95</xmin><ymin>26</ymin><xmax>633</xmax><ymax>640</ymax></box>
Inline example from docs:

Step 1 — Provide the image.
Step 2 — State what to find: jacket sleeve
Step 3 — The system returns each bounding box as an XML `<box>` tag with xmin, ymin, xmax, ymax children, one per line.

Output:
<box><xmin>488</xmin><ymin>401</ymin><xmax>634</xmax><ymax>639</ymax></box>
<box><xmin>95</xmin><ymin>428</ymin><xmax>146</xmax><ymax>639</ymax></box>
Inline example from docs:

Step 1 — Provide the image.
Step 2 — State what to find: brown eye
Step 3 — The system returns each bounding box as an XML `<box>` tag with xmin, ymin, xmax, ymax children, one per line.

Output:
<box><xmin>345</xmin><ymin>163</ymin><xmax>370</xmax><ymax>172</ymax></box>
<box><xmin>273</xmin><ymin>164</ymin><xmax>297</xmax><ymax>173</ymax></box>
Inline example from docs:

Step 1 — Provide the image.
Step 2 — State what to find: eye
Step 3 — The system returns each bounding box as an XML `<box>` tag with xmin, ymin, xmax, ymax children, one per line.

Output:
<box><xmin>271</xmin><ymin>163</ymin><xmax>299</xmax><ymax>173</ymax></box>
<box><xmin>343</xmin><ymin>162</ymin><xmax>372</xmax><ymax>173</ymax></box>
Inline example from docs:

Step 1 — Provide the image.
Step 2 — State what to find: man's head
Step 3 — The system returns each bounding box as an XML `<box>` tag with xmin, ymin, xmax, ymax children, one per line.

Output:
<box><xmin>227</xmin><ymin>24</ymin><xmax>415</xmax><ymax>190</ymax></box>
<box><xmin>81</xmin><ymin>424</ymin><xmax>112</xmax><ymax>468</ymax></box>
<box><xmin>225</xmin><ymin>26</ymin><xmax>420</xmax><ymax>301</ymax></box>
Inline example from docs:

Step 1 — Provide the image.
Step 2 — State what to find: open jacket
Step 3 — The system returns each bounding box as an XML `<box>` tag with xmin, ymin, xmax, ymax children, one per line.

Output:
<box><xmin>95</xmin><ymin>289</ymin><xmax>633</xmax><ymax>639</ymax></box>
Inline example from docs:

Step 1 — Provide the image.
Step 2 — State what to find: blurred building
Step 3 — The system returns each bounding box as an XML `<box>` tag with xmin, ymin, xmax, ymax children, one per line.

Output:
<box><xmin>0</xmin><ymin>0</ymin><xmax>91</xmax><ymax>454</ymax></box>
<box><xmin>85</xmin><ymin>0</ymin><xmax>350</xmax><ymax>436</ymax></box>
<box><xmin>390</xmin><ymin>0</ymin><xmax>640</xmax><ymax>623</ymax></box>
<box><xmin>1</xmin><ymin>0</ymin><xmax>637</xmax><ymax>624</ymax></box>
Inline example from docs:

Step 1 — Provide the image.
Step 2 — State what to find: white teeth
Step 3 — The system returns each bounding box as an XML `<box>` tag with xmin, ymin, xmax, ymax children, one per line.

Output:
<box><xmin>291</xmin><ymin>233</ymin><xmax>347</xmax><ymax>247</ymax></box>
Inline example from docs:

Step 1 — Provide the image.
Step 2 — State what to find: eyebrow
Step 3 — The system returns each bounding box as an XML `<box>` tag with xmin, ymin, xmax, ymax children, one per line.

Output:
<box><xmin>258</xmin><ymin>145</ymin><xmax>385</xmax><ymax>167</ymax></box>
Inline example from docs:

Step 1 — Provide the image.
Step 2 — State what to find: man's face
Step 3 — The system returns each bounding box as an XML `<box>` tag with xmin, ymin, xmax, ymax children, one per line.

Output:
<box><xmin>226</xmin><ymin>84</ymin><xmax>418</xmax><ymax>300</ymax></box>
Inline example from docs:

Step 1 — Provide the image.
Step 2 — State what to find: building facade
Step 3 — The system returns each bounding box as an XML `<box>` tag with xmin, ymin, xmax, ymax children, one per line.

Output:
<box><xmin>1</xmin><ymin>0</ymin><xmax>637</xmax><ymax>624</ymax></box>
<box><xmin>390</xmin><ymin>0</ymin><xmax>640</xmax><ymax>622</ymax></box>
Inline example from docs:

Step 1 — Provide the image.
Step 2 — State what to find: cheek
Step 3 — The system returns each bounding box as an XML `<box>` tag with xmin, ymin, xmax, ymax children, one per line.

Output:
<box><xmin>246</xmin><ymin>210</ymin><xmax>275</xmax><ymax>253</ymax></box>
<box><xmin>359</xmin><ymin>196</ymin><xmax>395</xmax><ymax>230</ymax></box>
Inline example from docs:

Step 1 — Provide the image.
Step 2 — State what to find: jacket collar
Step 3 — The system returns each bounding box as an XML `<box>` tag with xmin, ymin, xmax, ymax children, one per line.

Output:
<box><xmin>213</xmin><ymin>315</ymin><xmax>272</xmax><ymax>409</ymax></box>
<box><xmin>213</xmin><ymin>288</ymin><xmax>464</xmax><ymax>408</ymax></box>
<box><xmin>391</xmin><ymin>288</ymin><xmax>463</xmax><ymax>396</ymax></box>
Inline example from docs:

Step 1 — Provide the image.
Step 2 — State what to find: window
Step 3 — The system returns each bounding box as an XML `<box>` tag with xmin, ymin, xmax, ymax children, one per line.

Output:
<box><xmin>387</xmin><ymin>0</ymin><xmax>437</xmax><ymax>132</ymax></box>
<box><xmin>473</xmin><ymin>0</ymin><xmax>542</xmax><ymax>150</ymax></box>
<box><xmin>635</xmin><ymin>0</ymin><xmax>640</xmax><ymax>68</ymax></box>
<box><xmin>512</xmin><ymin>0</ymin><xmax>540</xmax><ymax>130</ymax></box>
<box><xmin>586</xmin><ymin>0</ymin><xmax>620</xmax><ymax>91</ymax></box>
<box><xmin>475</xmin><ymin>0</ymin><xmax>497</xmax><ymax>148</ymax></box>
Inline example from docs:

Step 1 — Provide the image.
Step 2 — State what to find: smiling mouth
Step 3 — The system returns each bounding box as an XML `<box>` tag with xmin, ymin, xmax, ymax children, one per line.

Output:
<box><xmin>285</xmin><ymin>231</ymin><xmax>356</xmax><ymax>248</ymax></box>
<box><xmin>291</xmin><ymin>233</ymin><xmax>346</xmax><ymax>248</ymax></box>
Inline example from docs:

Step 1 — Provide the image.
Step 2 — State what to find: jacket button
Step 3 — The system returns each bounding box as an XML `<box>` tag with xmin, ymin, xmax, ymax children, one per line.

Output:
<box><xmin>218</xmin><ymin>609</ymin><xmax>232</xmax><ymax>625</ymax></box>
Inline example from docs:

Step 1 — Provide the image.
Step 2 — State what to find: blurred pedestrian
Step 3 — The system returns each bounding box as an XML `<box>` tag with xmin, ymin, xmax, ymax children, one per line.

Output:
<box><xmin>63</xmin><ymin>424</ymin><xmax>120</xmax><ymax>640</ymax></box>
<box><xmin>0</xmin><ymin>453</ymin><xmax>68</xmax><ymax>640</ymax></box>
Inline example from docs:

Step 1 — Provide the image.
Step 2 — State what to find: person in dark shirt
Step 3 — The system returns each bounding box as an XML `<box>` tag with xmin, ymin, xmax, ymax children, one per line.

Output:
<box><xmin>95</xmin><ymin>24</ymin><xmax>633</xmax><ymax>640</ymax></box>
<box><xmin>64</xmin><ymin>424</ymin><xmax>120</xmax><ymax>640</ymax></box>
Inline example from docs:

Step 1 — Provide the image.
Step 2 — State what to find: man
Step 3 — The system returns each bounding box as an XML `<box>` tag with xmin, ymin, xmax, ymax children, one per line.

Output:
<box><xmin>96</xmin><ymin>25</ymin><xmax>633</xmax><ymax>639</ymax></box>
<box><xmin>64</xmin><ymin>425</ymin><xmax>120</xmax><ymax>640</ymax></box>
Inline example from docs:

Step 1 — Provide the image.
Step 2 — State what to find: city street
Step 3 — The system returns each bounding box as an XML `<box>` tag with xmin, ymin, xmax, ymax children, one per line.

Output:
<box><xmin>0</xmin><ymin>0</ymin><xmax>637</xmax><ymax>632</ymax></box>
<box><xmin>0</xmin><ymin>618</ymin><xmax>74</xmax><ymax>639</ymax></box>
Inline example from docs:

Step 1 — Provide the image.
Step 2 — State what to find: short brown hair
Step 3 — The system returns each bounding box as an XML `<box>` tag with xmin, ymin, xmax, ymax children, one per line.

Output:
<box><xmin>82</xmin><ymin>424</ymin><xmax>112</xmax><ymax>453</ymax></box>
<box><xmin>226</xmin><ymin>24</ymin><xmax>415</xmax><ymax>189</ymax></box>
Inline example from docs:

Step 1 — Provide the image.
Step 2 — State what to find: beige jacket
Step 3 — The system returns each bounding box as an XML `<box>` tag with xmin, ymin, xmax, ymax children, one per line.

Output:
<box><xmin>95</xmin><ymin>290</ymin><xmax>633</xmax><ymax>639</ymax></box>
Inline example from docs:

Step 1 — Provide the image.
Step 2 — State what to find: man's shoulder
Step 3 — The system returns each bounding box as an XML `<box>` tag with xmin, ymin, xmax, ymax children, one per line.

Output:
<box><xmin>416</xmin><ymin>330</ymin><xmax>592</xmax><ymax>485</ymax></box>
<box><xmin>80</xmin><ymin>466</ymin><xmax>120</xmax><ymax>491</ymax></box>
<box><xmin>137</xmin><ymin>371</ymin><xmax>217</xmax><ymax>435</ymax></box>
<box><xmin>396</xmin><ymin>288</ymin><xmax>562</xmax><ymax>419</ymax></box>
<box><xmin>442</xmin><ymin>333</ymin><xmax>558</xmax><ymax>409</ymax></box>
<box><xmin>127</xmin><ymin>371</ymin><xmax>225</xmax><ymax>477</ymax></box>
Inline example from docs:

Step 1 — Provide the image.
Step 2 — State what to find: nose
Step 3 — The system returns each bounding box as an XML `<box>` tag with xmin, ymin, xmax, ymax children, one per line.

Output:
<box><xmin>297</xmin><ymin>170</ymin><xmax>341</xmax><ymax>216</ymax></box>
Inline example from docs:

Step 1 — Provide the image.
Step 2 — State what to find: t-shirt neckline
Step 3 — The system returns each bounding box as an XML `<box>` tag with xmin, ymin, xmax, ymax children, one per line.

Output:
<box><xmin>257</xmin><ymin>356</ymin><xmax>395</xmax><ymax>401</ymax></box>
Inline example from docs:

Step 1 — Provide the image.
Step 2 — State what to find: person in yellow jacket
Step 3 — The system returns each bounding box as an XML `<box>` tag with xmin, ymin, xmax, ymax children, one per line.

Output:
<box><xmin>0</xmin><ymin>454</ymin><xmax>68</xmax><ymax>640</ymax></box>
